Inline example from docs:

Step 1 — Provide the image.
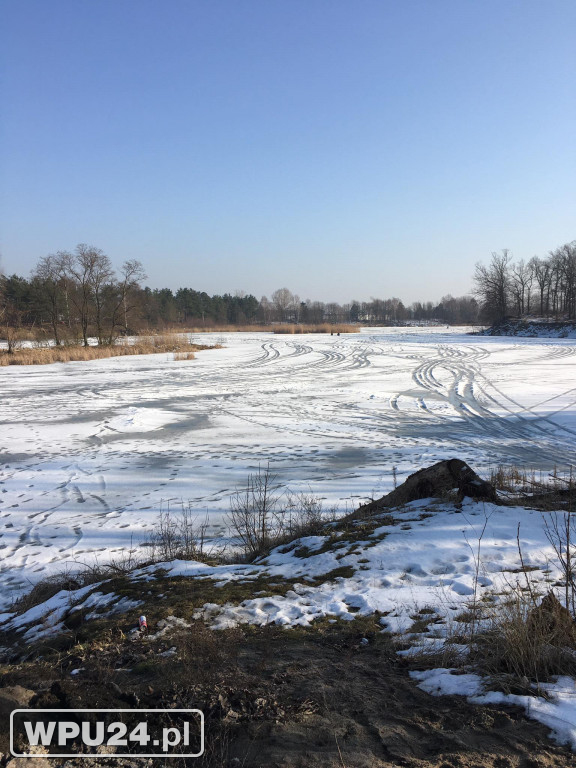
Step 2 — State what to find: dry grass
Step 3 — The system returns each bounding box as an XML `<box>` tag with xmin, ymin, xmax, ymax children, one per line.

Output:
<box><xmin>488</xmin><ymin>464</ymin><xmax>533</xmax><ymax>492</ymax></box>
<box><xmin>273</xmin><ymin>323</ymin><xmax>358</xmax><ymax>334</ymax></box>
<box><xmin>407</xmin><ymin>576</ymin><xmax>576</xmax><ymax>691</ymax></box>
<box><xmin>164</xmin><ymin>324</ymin><xmax>266</xmax><ymax>333</ymax></box>
<box><xmin>487</xmin><ymin>464</ymin><xmax>576</xmax><ymax>512</ymax></box>
<box><xmin>0</xmin><ymin>334</ymin><xmax>221</xmax><ymax>366</ymax></box>
<box><xmin>472</xmin><ymin>590</ymin><xmax>576</xmax><ymax>688</ymax></box>
<box><xmin>485</xmin><ymin>463</ymin><xmax>561</xmax><ymax>494</ymax></box>
<box><xmin>2</xmin><ymin>327</ymin><xmax>39</xmax><ymax>342</ymax></box>
<box><xmin>489</xmin><ymin>463</ymin><xmax>576</xmax><ymax>494</ymax></box>
<box><xmin>172</xmin><ymin>323</ymin><xmax>359</xmax><ymax>334</ymax></box>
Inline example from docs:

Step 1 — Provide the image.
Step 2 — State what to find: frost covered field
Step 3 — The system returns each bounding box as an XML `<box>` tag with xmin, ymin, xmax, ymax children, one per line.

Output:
<box><xmin>1</xmin><ymin>326</ymin><xmax>576</xmax><ymax>605</ymax></box>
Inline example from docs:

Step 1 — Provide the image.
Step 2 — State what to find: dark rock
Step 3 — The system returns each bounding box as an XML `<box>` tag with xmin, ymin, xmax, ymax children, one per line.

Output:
<box><xmin>357</xmin><ymin>459</ymin><xmax>498</xmax><ymax>514</ymax></box>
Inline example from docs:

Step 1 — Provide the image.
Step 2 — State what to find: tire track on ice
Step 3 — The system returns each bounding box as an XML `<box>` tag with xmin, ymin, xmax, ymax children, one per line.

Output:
<box><xmin>399</xmin><ymin>344</ymin><xmax>576</xmax><ymax>465</ymax></box>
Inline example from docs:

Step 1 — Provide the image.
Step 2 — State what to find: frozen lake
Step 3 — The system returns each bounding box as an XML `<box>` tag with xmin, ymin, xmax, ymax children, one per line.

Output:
<box><xmin>1</xmin><ymin>327</ymin><xmax>576</xmax><ymax>604</ymax></box>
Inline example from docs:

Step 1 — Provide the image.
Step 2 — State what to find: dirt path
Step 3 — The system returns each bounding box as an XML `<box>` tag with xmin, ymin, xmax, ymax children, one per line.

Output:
<box><xmin>3</xmin><ymin>620</ymin><xmax>573</xmax><ymax>768</ymax></box>
<box><xmin>226</xmin><ymin>626</ymin><xmax>574</xmax><ymax>768</ymax></box>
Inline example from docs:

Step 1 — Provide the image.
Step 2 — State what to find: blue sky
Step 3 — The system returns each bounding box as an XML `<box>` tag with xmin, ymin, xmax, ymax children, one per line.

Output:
<box><xmin>1</xmin><ymin>1</ymin><xmax>574</xmax><ymax>304</ymax></box>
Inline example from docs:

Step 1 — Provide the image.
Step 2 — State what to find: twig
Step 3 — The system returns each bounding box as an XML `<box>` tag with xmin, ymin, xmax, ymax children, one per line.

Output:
<box><xmin>334</xmin><ymin>733</ymin><xmax>347</xmax><ymax>768</ymax></box>
<box><xmin>516</xmin><ymin>522</ymin><xmax>536</xmax><ymax>604</ymax></box>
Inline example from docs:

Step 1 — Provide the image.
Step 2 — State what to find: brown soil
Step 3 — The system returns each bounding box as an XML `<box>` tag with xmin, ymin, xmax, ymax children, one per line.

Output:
<box><xmin>0</xmin><ymin>619</ymin><xmax>573</xmax><ymax>768</ymax></box>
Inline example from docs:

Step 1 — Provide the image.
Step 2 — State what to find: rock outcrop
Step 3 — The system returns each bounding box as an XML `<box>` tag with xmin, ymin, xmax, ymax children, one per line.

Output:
<box><xmin>357</xmin><ymin>459</ymin><xmax>498</xmax><ymax>514</ymax></box>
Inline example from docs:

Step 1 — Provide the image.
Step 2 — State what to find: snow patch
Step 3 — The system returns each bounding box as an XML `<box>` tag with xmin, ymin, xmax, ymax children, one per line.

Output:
<box><xmin>411</xmin><ymin>669</ymin><xmax>576</xmax><ymax>750</ymax></box>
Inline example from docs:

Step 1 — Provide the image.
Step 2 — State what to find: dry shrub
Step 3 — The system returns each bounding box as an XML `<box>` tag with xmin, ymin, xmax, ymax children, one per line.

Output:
<box><xmin>6</xmin><ymin>327</ymin><xmax>38</xmax><ymax>342</ymax></box>
<box><xmin>489</xmin><ymin>464</ymin><xmax>532</xmax><ymax>492</ymax></box>
<box><xmin>130</xmin><ymin>333</ymin><xmax>191</xmax><ymax>351</ymax></box>
<box><xmin>228</xmin><ymin>465</ymin><xmax>336</xmax><ymax>560</ymax></box>
<box><xmin>400</xmin><ymin>640</ymin><xmax>468</xmax><ymax>671</ymax></box>
<box><xmin>228</xmin><ymin>464</ymin><xmax>282</xmax><ymax>559</ymax></box>
<box><xmin>163</xmin><ymin>322</ymin><xmax>359</xmax><ymax>334</ymax></box>
<box><xmin>404</xmin><ymin>588</ymin><xmax>576</xmax><ymax>686</ymax></box>
<box><xmin>273</xmin><ymin>323</ymin><xmax>358</xmax><ymax>334</ymax></box>
<box><xmin>146</xmin><ymin>505</ymin><xmax>217</xmax><ymax>563</ymax></box>
<box><xmin>473</xmin><ymin>590</ymin><xmax>576</xmax><ymax>686</ymax></box>
<box><xmin>488</xmin><ymin>463</ymin><xmax>573</xmax><ymax>496</ymax></box>
<box><xmin>10</xmin><ymin>543</ymin><xmax>147</xmax><ymax>615</ymax></box>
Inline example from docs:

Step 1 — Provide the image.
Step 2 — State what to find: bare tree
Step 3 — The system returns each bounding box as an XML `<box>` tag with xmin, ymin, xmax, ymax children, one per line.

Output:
<box><xmin>528</xmin><ymin>256</ymin><xmax>551</xmax><ymax>317</ymax></box>
<box><xmin>258</xmin><ymin>295</ymin><xmax>272</xmax><ymax>324</ymax></box>
<box><xmin>64</xmin><ymin>244</ymin><xmax>114</xmax><ymax>346</ymax></box>
<box><xmin>271</xmin><ymin>287</ymin><xmax>295</xmax><ymax>322</ymax></box>
<box><xmin>32</xmin><ymin>253</ymin><xmax>69</xmax><ymax>345</ymax></box>
<box><xmin>106</xmin><ymin>259</ymin><xmax>147</xmax><ymax>343</ymax></box>
<box><xmin>88</xmin><ymin>249</ymin><xmax>115</xmax><ymax>345</ymax></box>
<box><xmin>305</xmin><ymin>300</ymin><xmax>325</xmax><ymax>324</ymax></box>
<box><xmin>510</xmin><ymin>259</ymin><xmax>533</xmax><ymax>317</ymax></box>
<box><xmin>473</xmin><ymin>250</ymin><xmax>512</xmax><ymax>323</ymax></box>
<box><xmin>556</xmin><ymin>242</ymin><xmax>576</xmax><ymax>319</ymax></box>
<box><xmin>548</xmin><ymin>250</ymin><xmax>564</xmax><ymax>318</ymax></box>
<box><xmin>542</xmin><ymin>470</ymin><xmax>576</xmax><ymax>616</ymax></box>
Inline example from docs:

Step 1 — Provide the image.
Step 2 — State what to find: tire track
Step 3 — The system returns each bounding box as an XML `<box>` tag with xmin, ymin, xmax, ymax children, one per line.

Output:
<box><xmin>396</xmin><ymin>344</ymin><xmax>576</xmax><ymax>465</ymax></box>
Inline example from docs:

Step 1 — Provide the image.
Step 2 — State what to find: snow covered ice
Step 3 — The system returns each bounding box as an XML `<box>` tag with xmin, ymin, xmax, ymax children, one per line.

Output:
<box><xmin>1</xmin><ymin>327</ymin><xmax>576</xmax><ymax>604</ymax></box>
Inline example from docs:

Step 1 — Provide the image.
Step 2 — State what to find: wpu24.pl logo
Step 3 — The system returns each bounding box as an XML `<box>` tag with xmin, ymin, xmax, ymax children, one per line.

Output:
<box><xmin>10</xmin><ymin>709</ymin><xmax>204</xmax><ymax>758</ymax></box>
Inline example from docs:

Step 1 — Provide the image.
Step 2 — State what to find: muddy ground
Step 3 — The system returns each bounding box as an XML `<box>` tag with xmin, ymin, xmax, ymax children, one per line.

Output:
<box><xmin>1</xmin><ymin>616</ymin><xmax>573</xmax><ymax>768</ymax></box>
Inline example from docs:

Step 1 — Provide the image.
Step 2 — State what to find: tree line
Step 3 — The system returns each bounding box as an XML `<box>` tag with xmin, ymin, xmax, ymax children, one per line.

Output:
<box><xmin>0</xmin><ymin>244</ymin><xmax>262</xmax><ymax>344</ymax></box>
<box><xmin>3</xmin><ymin>239</ymin><xmax>573</xmax><ymax>341</ymax></box>
<box><xmin>1</xmin><ymin>246</ymin><xmax>148</xmax><ymax>347</ymax></box>
<box><xmin>473</xmin><ymin>241</ymin><xmax>576</xmax><ymax>324</ymax></box>
<box><xmin>0</xmin><ymin>243</ymin><xmax>480</xmax><ymax>340</ymax></box>
<box><xmin>259</xmin><ymin>288</ymin><xmax>479</xmax><ymax>326</ymax></box>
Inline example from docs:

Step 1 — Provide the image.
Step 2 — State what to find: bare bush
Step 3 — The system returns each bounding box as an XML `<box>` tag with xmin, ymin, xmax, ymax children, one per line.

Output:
<box><xmin>228</xmin><ymin>466</ymin><xmax>335</xmax><ymax>560</ymax></box>
<box><xmin>489</xmin><ymin>464</ymin><xmax>534</xmax><ymax>493</ymax></box>
<box><xmin>488</xmin><ymin>463</ymin><xmax>573</xmax><ymax>497</ymax></box>
<box><xmin>4</xmin><ymin>325</ymin><xmax>24</xmax><ymax>354</ymax></box>
<box><xmin>11</xmin><ymin>568</ymin><xmax>84</xmax><ymax>613</ymax></box>
<box><xmin>542</xmin><ymin>507</ymin><xmax>576</xmax><ymax>614</ymax></box>
<box><xmin>228</xmin><ymin>463</ymin><xmax>283</xmax><ymax>559</ymax></box>
<box><xmin>147</xmin><ymin>504</ymin><xmax>212</xmax><ymax>562</ymax></box>
<box><xmin>10</xmin><ymin>540</ymin><xmax>146</xmax><ymax>614</ymax></box>
<box><xmin>283</xmin><ymin>490</ymin><xmax>327</xmax><ymax>538</ymax></box>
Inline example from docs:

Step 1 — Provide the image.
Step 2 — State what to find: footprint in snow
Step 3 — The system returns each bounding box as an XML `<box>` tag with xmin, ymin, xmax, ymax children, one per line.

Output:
<box><xmin>450</xmin><ymin>581</ymin><xmax>475</xmax><ymax>596</ymax></box>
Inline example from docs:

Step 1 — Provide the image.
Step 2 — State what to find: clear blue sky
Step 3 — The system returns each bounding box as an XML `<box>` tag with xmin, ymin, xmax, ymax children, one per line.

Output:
<box><xmin>1</xmin><ymin>0</ymin><xmax>574</xmax><ymax>304</ymax></box>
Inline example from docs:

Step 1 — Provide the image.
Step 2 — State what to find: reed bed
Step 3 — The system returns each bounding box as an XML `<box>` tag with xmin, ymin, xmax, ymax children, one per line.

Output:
<box><xmin>273</xmin><ymin>323</ymin><xmax>358</xmax><ymax>334</ymax></box>
<box><xmin>0</xmin><ymin>335</ymin><xmax>220</xmax><ymax>366</ymax></box>
<box><xmin>167</xmin><ymin>323</ymin><xmax>358</xmax><ymax>334</ymax></box>
<box><xmin>164</xmin><ymin>324</ymin><xmax>266</xmax><ymax>333</ymax></box>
